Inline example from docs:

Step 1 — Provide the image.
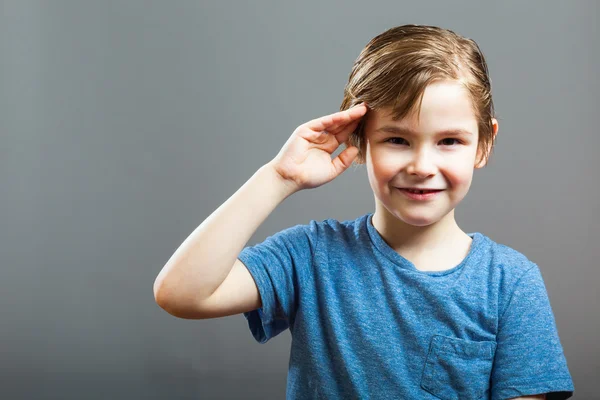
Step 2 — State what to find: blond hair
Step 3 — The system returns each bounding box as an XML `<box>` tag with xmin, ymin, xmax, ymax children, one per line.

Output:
<box><xmin>340</xmin><ymin>24</ymin><xmax>497</xmax><ymax>167</ymax></box>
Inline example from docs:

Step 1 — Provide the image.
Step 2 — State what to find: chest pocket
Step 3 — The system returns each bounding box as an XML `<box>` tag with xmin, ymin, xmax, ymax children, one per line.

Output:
<box><xmin>420</xmin><ymin>334</ymin><xmax>497</xmax><ymax>400</ymax></box>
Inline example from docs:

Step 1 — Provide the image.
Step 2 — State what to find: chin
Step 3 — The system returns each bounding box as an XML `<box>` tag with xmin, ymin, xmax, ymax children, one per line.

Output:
<box><xmin>390</xmin><ymin>209</ymin><xmax>442</xmax><ymax>227</ymax></box>
<box><xmin>402</xmin><ymin>216</ymin><xmax>440</xmax><ymax>227</ymax></box>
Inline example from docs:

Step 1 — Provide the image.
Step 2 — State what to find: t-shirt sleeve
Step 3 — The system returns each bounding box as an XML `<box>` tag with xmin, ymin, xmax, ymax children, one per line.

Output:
<box><xmin>490</xmin><ymin>264</ymin><xmax>575</xmax><ymax>400</ymax></box>
<box><xmin>238</xmin><ymin>220</ymin><xmax>317</xmax><ymax>344</ymax></box>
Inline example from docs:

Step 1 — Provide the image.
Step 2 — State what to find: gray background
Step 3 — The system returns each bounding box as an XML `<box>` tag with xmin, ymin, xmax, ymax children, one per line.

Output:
<box><xmin>1</xmin><ymin>1</ymin><xmax>597</xmax><ymax>399</ymax></box>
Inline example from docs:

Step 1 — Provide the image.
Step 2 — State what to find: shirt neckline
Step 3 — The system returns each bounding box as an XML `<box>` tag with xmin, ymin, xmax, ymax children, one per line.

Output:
<box><xmin>364</xmin><ymin>212</ymin><xmax>482</xmax><ymax>277</ymax></box>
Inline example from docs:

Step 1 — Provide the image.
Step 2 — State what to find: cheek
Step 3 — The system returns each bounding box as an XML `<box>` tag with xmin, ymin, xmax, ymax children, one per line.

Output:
<box><xmin>368</xmin><ymin>147</ymin><xmax>403</xmax><ymax>176</ymax></box>
<box><xmin>446</xmin><ymin>164</ymin><xmax>474</xmax><ymax>187</ymax></box>
<box><xmin>370</xmin><ymin>157</ymin><xmax>400</xmax><ymax>182</ymax></box>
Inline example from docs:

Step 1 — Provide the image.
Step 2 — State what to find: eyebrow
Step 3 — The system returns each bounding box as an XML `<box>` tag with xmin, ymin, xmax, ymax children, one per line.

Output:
<box><xmin>375</xmin><ymin>126</ymin><xmax>474</xmax><ymax>136</ymax></box>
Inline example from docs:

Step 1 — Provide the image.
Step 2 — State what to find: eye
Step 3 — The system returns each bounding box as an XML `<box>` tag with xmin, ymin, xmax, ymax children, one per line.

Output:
<box><xmin>385</xmin><ymin>137</ymin><xmax>408</xmax><ymax>145</ymax></box>
<box><xmin>440</xmin><ymin>138</ymin><xmax>461</xmax><ymax>146</ymax></box>
<box><xmin>385</xmin><ymin>137</ymin><xmax>462</xmax><ymax>146</ymax></box>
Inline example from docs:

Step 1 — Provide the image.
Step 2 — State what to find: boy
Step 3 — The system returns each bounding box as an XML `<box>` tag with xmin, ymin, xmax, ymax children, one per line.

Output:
<box><xmin>154</xmin><ymin>25</ymin><xmax>574</xmax><ymax>399</ymax></box>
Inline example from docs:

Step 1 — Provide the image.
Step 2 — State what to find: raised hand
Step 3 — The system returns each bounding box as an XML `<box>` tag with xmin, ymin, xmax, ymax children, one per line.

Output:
<box><xmin>268</xmin><ymin>103</ymin><xmax>368</xmax><ymax>192</ymax></box>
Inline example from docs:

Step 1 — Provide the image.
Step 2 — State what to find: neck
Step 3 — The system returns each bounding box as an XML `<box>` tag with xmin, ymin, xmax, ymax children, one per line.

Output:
<box><xmin>371</xmin><ymin>206</ymin><xmax>469</xmax><ymax>256</ymax></box>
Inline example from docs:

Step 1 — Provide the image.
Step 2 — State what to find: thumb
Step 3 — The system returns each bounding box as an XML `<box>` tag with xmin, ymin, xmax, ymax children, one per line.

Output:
<box><xmin>331</xmin><ymin>145</ymin><xmax>359</xmax><ymax>176</ymax></box>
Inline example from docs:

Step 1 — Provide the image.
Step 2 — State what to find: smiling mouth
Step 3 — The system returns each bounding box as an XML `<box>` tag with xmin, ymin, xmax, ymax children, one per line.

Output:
<box><xmin>398</xmin><ymin>188</ymin><xmax>444</xmax><ymax>194</ymax></box>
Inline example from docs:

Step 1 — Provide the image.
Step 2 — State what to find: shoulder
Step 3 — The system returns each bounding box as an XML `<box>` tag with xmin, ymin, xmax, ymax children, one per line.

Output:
<box><xmin>479</xmin><ymin>233</ymin><xmax>538</xmax><ymax>278</ymax></box>
<box><xmin>262</xmin><ymin>214</ymin><xmax>367</xmax><ymax>250</ymax></box>
<box><xmin>256</xmin><ymin>213</ymin><xmax>369</xmax><ymax>244</ymax></box>
<box><xmin>484</xmin><ymin>234</ymin><xmax>535</xmax><ymax>268</ymax></box>
<box><xmin>306</xmin><ymin>213</ymin><xmax>370</xmax><ymax>239</ymax></box>
<box><xmin>477</xmin><ymin>233</ymin><xmax>546</xmax><ymax>314</ymax></box>
<box><xmin>282</xmin><ymin>214</ymin><xmax>370</xmax><ymax>257</ymax></box>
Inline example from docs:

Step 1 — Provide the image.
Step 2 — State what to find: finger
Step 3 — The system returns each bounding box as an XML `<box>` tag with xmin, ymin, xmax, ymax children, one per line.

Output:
<box><xmin>305</xmin><ymin>103</ymin><xmax>367</xmax><ymax>132</ymax></box>
<box><xmin>327</xmin><ymin>110</ymin><xmax>362</xmax><ymax>135</ymax></box>
<box><xmin>323</xmin><ymin>103</ymin><xmax>367</xmax><ymax>132</ymax></box>
<box><xmin>331</xmin><ymin>118</ymin><xmax>361</xmax><ymax>145</ymax></box>
<box><xmin>329</xmin><ymin>103</ymin><xmax>368</xmax><ymax>133</ymax></box>
<box><xmin>331</xmin><ymin>145</ymin><xmax>359</xmax><ymax>176</ymax></box>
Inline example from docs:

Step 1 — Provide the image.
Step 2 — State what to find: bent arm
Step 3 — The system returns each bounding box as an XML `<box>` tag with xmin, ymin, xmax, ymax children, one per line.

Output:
<box><xmin>153</xmin><ymin>163</ymin><xmax>297</xmax><ymax>317</ymax></box>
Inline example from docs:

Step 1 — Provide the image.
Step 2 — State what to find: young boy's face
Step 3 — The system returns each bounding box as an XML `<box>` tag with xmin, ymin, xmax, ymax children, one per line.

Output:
<box><xmin>363</xmin><ymin>80</ymin><xmax>497</xmax><ymax>227</ymax></box>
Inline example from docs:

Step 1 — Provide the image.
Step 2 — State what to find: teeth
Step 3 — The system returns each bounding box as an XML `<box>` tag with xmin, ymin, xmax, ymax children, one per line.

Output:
<box><xmin>407</xmin><ymin>189</ymin><xmax>433</xmax><ymax>194</ymax></box>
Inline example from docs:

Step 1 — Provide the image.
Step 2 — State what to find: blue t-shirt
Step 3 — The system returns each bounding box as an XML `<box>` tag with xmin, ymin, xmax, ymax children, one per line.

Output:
<box><xmin>238</xmin><ymin>213</ymin><xmax>574</xmax><ymax>399</ymax></box>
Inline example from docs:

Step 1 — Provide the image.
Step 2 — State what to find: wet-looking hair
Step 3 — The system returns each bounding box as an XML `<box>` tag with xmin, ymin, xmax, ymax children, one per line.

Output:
<box><xmin>340</xmin><ymin>24</ymin><xmax>497</xmax><ymax>167</ymax></box>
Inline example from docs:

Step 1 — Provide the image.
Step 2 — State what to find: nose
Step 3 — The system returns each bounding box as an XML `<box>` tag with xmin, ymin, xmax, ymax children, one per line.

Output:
<box><xmin>406</xmin><ymin>148</ymin><xmax>437</xmax><ymax>178</ymax></box>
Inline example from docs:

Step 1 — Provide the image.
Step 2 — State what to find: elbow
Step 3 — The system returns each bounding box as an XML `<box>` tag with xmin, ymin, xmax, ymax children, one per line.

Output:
<box><xmin>153</xmin><ymin>282</ymin><xmax>180</xmax><ymax>317</ymax></box>
<box><xmin>153</xmin><ymin>275</ymin><xmax>201</xmax><ymax>319</ymax></box>
<box><xmin>153</xmin><ymin>280</ymin><xmax>166</xmax><ymax>309</ymax></box>
<box><xmin>153</xmin><ymin>273</ymin><xmax>171</xmax><ymax>310</ymax></box>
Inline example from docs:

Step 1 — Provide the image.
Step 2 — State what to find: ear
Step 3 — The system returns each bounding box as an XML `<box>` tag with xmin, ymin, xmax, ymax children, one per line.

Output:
<box><xmin>474</xmin><ymin>118</ymin><xmax>499</xmax><ymax>169</ymax></box>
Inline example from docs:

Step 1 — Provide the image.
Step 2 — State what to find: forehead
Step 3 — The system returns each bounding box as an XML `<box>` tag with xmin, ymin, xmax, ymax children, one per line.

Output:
<box><xmin>367</xmin><ymin>80</ymin><xmax>478</xmax><ymax>135</ymax></box>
